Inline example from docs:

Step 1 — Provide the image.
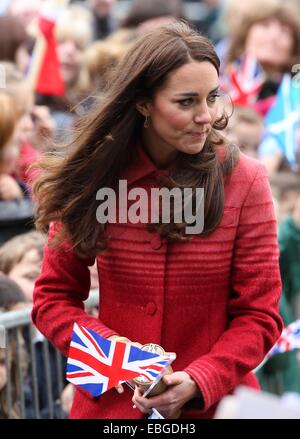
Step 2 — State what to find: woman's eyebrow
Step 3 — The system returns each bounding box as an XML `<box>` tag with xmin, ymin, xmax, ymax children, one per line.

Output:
<box><xmin>174</xmin><ymin>87</ymin><xmax>220</xmax><ymax>97</ymax></box>
<box><xmin>174</xmin><ymin>92</ymin><xmax>199</xmax><ymax>97</ymax></box>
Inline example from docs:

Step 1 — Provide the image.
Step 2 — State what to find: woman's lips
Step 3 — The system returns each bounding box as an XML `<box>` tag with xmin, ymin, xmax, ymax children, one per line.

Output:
<box><xmin>188</xmin><ymin>131</ymin><xmax>208</xmax><ymax>138</ymax></box>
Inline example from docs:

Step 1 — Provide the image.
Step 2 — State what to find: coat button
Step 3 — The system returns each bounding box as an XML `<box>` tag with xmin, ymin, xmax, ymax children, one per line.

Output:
<box><xmin>146</xmin><ymin>302</ymin><xmax>157</xmax><ymax>316</ymax></box>
<box><xmin>151</xmin><ymin>235</ymin><xmax>163</xmax><ymax>250</ymax></box>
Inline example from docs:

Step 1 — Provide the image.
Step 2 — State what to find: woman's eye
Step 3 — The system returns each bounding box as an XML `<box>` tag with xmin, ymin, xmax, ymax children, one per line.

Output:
<box><xmin>207</xmin><ymin>93</ymin><xmax>220</xmax><ymax>103</ymax></box>
<box><xmin>178</xmin><ymin>98</ymin><xmax>193</xmax><ymax>107</ymax></box>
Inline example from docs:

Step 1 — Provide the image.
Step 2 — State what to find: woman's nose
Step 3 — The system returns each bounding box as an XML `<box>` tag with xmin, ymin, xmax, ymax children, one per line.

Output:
<box><xmin>193</xmin><ymin>104</ymin><xmax>213</xmax><ymax>125</ymax></box>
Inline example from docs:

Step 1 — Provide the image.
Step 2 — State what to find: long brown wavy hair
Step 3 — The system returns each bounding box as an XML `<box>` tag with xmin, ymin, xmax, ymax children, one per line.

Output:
<box><xmin>33</xmin><ymin>21</ymin><xmax>239</xmax><ymax>257</ymax></box>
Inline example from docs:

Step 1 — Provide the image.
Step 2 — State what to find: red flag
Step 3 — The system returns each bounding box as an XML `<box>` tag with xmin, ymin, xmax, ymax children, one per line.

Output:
<box><xmin>35</xmin><ymin>15</ymin><xmax>64</xmax><ymax>96</ymax></box>
<box><xmin>30</xmin><ymin>0</ymin><xmax>70</xmax><ymax>96</ymax></box>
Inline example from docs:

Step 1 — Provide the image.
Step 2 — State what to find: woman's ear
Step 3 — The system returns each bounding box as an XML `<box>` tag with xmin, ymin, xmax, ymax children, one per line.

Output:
<box><xmin>135</xmin><ymin>100</ymin><xmax>151</xmax><ymax>117</ymax></box>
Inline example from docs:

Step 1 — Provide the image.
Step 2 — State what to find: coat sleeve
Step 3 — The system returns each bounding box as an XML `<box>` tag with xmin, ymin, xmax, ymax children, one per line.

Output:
<box><xmin>31</xmin><ymin>222</ymin><xmax>118</xmax><ymax>356</ymax></box>
<box><xmin>184</xmin><ymin>163</ymin><xmax>283</xmax><ymax>411</ymax></box>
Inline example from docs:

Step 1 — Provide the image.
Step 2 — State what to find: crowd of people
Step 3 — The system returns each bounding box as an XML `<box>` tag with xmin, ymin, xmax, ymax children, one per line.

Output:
<box><xmin>0</xmin><ymin>0</ymin><xmax>300</xmax><ymax>419</ymax></box>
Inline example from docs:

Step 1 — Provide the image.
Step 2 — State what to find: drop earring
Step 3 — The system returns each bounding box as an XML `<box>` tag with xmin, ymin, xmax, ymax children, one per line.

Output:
<box><xmin>144</xmin><ymin>115</ymin><xmax>150</xmax><ymax>129</ymax></box>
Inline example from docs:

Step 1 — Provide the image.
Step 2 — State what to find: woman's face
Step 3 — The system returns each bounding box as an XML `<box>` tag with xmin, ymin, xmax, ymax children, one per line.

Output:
<box><xmin>139</xmin><ymin>61</ymin><xmax>220</xmax><ymax>166</ymax></box>
<box><xmin>245</xmin><ymin>18</ymin><xmax>294</xmax><ymax>72</ymax></box>
<box><xmin>57</xmin><ymin>39</ymin><xmax>83</xmax><ymax>87</ymax></box>
<box><xmin>8</xmin><ymin>249</ymin><xmax>42</xmax><ymax>302</ymax></box>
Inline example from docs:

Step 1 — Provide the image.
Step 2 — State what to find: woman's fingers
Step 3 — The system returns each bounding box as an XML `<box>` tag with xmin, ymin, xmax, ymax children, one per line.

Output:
<box><xmin>132</xmin><ymin>386</ymin><xmax>151</xmax><ymax>414</ymax></box>
<box><xmin>132</xmin><ymin>386</ymin><xmax>181</xmax><ymax>418</ymax></box>
<box><xmin>115</xmin><ymin>383</ymin><xmax>124</xmax><ymax>394</ymax></box>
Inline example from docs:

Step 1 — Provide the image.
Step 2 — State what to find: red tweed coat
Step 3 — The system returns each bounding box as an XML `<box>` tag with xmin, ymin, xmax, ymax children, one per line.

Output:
<box><xmin>32</xmin><ymin>146</ymin><xmax>283</xmax><ymax>419</ymax></box>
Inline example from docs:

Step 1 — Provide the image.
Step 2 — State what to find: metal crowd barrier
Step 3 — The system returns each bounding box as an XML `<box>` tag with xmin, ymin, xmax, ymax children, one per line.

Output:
<box><xmin>0</xmin><ymin>290</ymin><xmax>99</xmax><ymax>419</ymax></box>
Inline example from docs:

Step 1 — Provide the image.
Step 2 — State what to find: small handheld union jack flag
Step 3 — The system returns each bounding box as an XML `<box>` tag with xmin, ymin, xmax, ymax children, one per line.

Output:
<box><xmin>66</xmin><ymin>323</ymin><xmax>175</xmax><ymax>397</ymax></box>
<box><xmin>253</xmin><ymin>320</ymin><xmax>300</xmax><ymax>374</ymax></box>
<box><xmin>267</xmin><ymin>319</ymin><xmax>300</xmax><ymax>358</ymax></box>
<box><xmin>221</xmin><ymin>54</ymin><xmax>265</xmax><ymax>107</ymax></box>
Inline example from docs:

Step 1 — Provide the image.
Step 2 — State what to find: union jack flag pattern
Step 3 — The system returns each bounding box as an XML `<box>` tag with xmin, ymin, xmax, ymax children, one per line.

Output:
<box><xmin>267</xmin><ymin>319</ymin><xmax>300</xmax><ymax>358</ymax></box>
<box><xmin>66</xmin><ymin>323</ymin><xmax>175</xmax><ymax>397</ymax></box>
<box><xmin>221</xmin><ymin>54</ymin><xmax>265</xmax><ymax>106</ymax></box>
<box><xmin>253</xmin><ymin>320</ymin><xmax>300</xmax><ymax>374</ymax></box>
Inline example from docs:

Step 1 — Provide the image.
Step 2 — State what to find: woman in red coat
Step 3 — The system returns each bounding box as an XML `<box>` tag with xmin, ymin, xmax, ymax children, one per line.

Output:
<box><xmin>32</xmin><ymin>22</ymin><xmax>282</xmax><ymax>419</ymax></box>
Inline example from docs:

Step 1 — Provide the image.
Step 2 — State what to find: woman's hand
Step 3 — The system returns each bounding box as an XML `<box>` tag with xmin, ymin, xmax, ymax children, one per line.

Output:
<box><xmin>132</xmin><ymin>371</ymin><xmax>201</xmax><ymax>419</ymax></box>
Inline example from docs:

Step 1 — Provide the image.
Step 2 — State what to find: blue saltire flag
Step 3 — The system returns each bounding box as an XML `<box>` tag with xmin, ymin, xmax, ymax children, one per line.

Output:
<box><xmin>259</xmin><ymin>74</ymin><xmax>300</xmax><ymax>169</ymax></box>
<box><xmin>66</xmin><ymin>323</ymin><xmax>175</xmax><ymax>397</ymax></box>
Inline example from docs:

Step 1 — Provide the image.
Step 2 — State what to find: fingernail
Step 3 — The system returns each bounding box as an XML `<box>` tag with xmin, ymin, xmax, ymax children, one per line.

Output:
<box><xmin>132</xmin><ymin>404</ymin><xmax>136</xmax><ymax>409</ymax></box>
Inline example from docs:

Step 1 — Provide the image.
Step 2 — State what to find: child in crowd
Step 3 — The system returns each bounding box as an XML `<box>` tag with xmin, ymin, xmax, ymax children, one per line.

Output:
<box><xmin>0</xmin><ymin>275</ymin><xmax>27</xmax><ymax>311</ymax></box>
<box><xmin>0</xmin><ymin>334</ymin><xmax>28</xmax><ymax>419</ymax></box>
<box><xmin>0</xmin><ymin>231</ymin><xmax>45</xmax><ymax>302</ymax></box>
<box><xmin>0</xmin><ymin>276</ymin><xmax>29</xmax><ymax>418</ymax></box>
<box><xmin>225</xmin><ymin>105</ymin><xmax>264</xmax><ymax>158</ymax></box>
